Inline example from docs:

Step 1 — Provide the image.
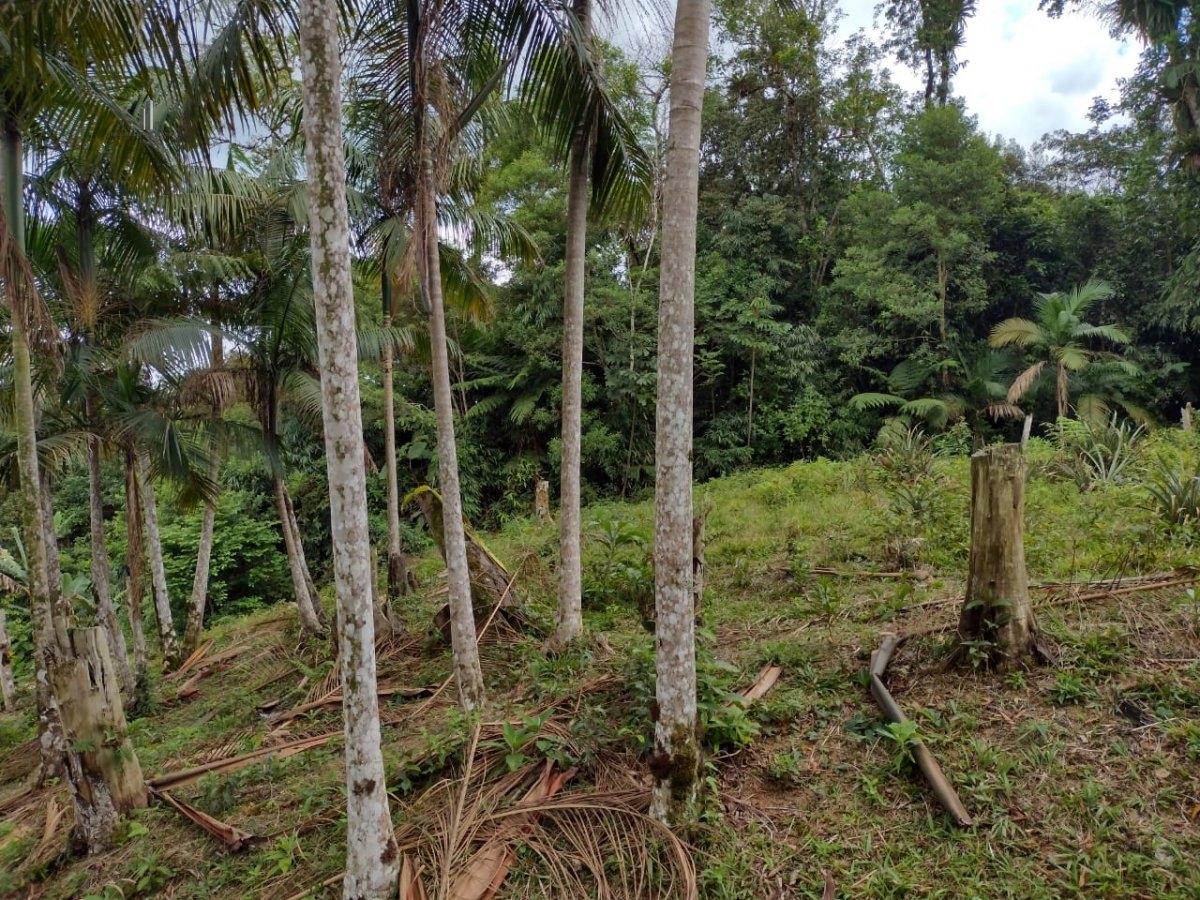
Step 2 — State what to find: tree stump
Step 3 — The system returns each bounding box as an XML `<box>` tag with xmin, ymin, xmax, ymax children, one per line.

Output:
<box><xmin>0</xmin><ymin>608</ymin><xmax>15</xmax><ymax>711</ymax></box>
<box><xmin>50</xmin><ymin>627</ymin><xmax>147</xmax><ymax>853</ymax></box>
<box><xmin>954</xmin><ymin>444</ymin><xmax>1041</xmax><ymax>669</ymax></box>
<box><xmin>534</xmin><ymin>480</ymin><xmax>553</xmax><ymax>525</ymax></box>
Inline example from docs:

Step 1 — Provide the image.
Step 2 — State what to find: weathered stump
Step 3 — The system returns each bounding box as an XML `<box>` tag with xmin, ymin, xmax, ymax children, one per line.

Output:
<box><xmin>0</xmin><ymin>608</ymin><xmax>15</xmax><ymax>711</ymax></box>
<box><xmin>534</xmin><ymin>480</ymin><xmax>553</xmax><ymax>525</ymax></box>
<box><xmin>954</xmin><ymin>444</ymin><xmax>1041</xmax><ymax>669</ymax></box>
<box><xmin>51</xmin><ymin>627</ymin><xmax>147</xmax><ymax>853</ymax></box>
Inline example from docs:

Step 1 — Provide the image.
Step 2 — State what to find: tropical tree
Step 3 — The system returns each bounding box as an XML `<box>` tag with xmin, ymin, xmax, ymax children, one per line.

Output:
<box><xmin>553</xmin><ymin>0</ymin><xmax>595</xmax><ymax>652</ymax></box>
<box><xmin>651</xmin><ymin>0</ymin><xmax>709</xmax><ymax>827</ymax></box>
<box><xmin>850</xmin><ymin>348</ymin><xmax>1024</xmax><ymax>438</ymax></box>
<box><xmin>296</xmin><ymin>0</ymin><xmax>401</xmax><ymax>894</ymax></box>
<box><xmin>990</xmin><ymin>278</ymin><xmax>1140</xmax><ymax>422</ymax></box>
<box><xmin>355</xmin><ymin>0</ymin><xmax>646</xmax><ymax>707</ymax></box>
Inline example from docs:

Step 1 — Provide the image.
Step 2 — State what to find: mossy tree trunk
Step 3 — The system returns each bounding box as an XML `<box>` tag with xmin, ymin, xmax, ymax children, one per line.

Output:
<box><xmin>381</xmin><ymin>301</ymin><xmax>411</xmax><ymax>613</ymax></box>
<box><xmin>274</xmin><ymin>476</ymin><xmax>327</xmax><ymax>637</ymax></box>
<box><xmin>650</xmin><ymin>0</ymin><xmax>710</xmax><ymax>828</ymax></box>
<box><xmin>4</xmin><ymin>121</ymin><xmax>67</xmax><ymax>779</ymax></box>
<box><xmin>956</xmin><ymin>443</ymin><xmax>1040</xmax><ymax>668</ymax></box>
<box><xmin>297</xmin><ymin>0</ymin><xmax>401</xmax><ymax>893</ymax></box>
<box><xmin>50</xmin><ymin>627</ymin><xmax>146</xmax><ymax>853</ymax></box>
<box><xmin>184</xmin><ymin>331</ymin><xmax>225</xmax><ymax>656</ymax></box>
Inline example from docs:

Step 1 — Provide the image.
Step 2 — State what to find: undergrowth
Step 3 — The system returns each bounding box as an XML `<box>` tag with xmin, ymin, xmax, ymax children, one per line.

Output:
<box><xmin>3</xmin><ymin>433</ymin><xmax>1200</xmax><ymax>898</ymax></box>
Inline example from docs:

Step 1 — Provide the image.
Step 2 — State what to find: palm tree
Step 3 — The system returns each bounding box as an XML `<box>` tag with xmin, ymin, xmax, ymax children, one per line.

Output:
<box><xmin>851</xmin><ymin>348</ymin><xmax>1024</xmax><ymax>438</ymax></box>
<box><xmin>355</xmin><ymin>0</ymin><xmax>648</xmax><ymax>693</ymax></box>
<box><xmin>651</xmin><ymin>0</ymin><xmax>710</xmax><ymax>828</ymax></box>
<box><xmin>554</xmin><ymin>0</ymin><xmax>652</xmax><ymax>651</ymax></box>
<box><xmin>297</xmin><ymin>0</ymin><xmax>401</xmax><ymax>894</ymax></box>
<box><xmin>990</xmin><ymin>278</ymin><xmax>1138</xmax><ymax>422</ymax></box>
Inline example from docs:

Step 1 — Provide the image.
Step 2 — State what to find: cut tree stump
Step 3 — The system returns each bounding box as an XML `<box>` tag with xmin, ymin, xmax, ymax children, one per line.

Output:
<box><xmin>954</xmin><ymin>443</ymin><xmax>1042</xmax><ymax>669</ymax></box>
<box><xmin>51</xmin><ymin>627</ymin><xmax>147</xmax><ymax>852</ymax></box>
<box><xmin>534</xmin><ymin>480</ymin><xmax>553</xmax><ymax>525</ymax></box>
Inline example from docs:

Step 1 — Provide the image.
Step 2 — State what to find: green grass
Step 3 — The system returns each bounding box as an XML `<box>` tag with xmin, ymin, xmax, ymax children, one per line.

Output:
<box><xmin>4</xmin><ymin>434</ymin><xmax>1200</xmax><ymax>898</ymax></box>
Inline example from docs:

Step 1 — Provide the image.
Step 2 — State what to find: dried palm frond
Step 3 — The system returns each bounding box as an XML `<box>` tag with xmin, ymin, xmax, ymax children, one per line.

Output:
<box><xmin>0</xmin><ymin>198</ymin><xmax>58</xmax><ymax>356</ymax></box>
<box><xmin>395</xmin><ymin>724</ymin><xmax>696</xmax><ymax>900</ymax></box>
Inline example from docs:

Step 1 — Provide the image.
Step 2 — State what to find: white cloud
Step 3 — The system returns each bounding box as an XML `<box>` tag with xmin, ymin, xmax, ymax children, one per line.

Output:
<box><xmin>607</xmin><ymin>0</ymin><xmax>1141</xmax><ymax>148</ymax></box>
<box><xmin>835</xmin><ymin>0</ymin><xmax>1139</xmax><ymax>145</ymax></box>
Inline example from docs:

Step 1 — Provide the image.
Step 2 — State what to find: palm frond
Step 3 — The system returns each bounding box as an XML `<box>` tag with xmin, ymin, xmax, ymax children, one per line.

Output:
<box><xmin>1006</xmin><ymin>360</ymin><xmax>1046</xmax><ymax>404</ymax></box>
<box><xmin>989</xmin><ymin>317</ymin><xmax>1041</xmax><ymax>348</ymax></box>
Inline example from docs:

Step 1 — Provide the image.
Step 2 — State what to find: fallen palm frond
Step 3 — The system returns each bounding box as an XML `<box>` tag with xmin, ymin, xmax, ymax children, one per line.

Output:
<box><xmin>152</xmin><ymin>787</ymin><xmax>256</xmax><ymax>851</ymax></box>
<box><xmin>903</xmin><ymin>573</ymin><xmax>1200</xmax><ymax>640</ymax></box>
<box><xmin>168</xmin><ymin>640</ymin><xmax>215</xmax><ymax>680</ymax></box>
<box><xmin>867</xmin><ymin>634</ymin><xmax>972</xmax><ymax>828</ymax></box>
<box><xmin>394</xmin><ymin>723</ymin><xmax>697</xmax><ymax>900</ymax></box>
<box><xmin>0</xmin><ymin>738</ymin><xmax>39</xmax><ymax>784</ymax></box>
<box><xmin>173</xmin><ymin>643</ymin><xmax>268</xmax><ymax>698</ymax></box>
<box><xmin>148</xmin><ymin>731</ymin><xmax>342</xmax><ymax>792</ymax></box>
<box><xmin>269</xmin><ymin>683</ymin><xmax>433</xmax><ymax>727</ymax></box>
<box><xmin>736</xmin><ymin>665</ymin><xmax>782</xmax><ymax>704</ymax></box>
<box><xmin>898</xmin><ymin>569</ymin><xmax>1200</xmax><ymax>615</ymax></box>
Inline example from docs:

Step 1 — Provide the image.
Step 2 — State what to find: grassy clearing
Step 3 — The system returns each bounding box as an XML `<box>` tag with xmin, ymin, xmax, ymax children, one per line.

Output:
<box><xmin>3</xmin><ymin>433</ymin><xmax>1200</xmax><ymax>898</ymax></box>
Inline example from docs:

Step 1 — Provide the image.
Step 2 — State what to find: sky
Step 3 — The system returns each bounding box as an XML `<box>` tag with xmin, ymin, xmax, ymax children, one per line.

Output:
<box><xmin>836</xmin><ymin>0</ymin><xmax>1141</xmax><ymax>146</ymax></box>
<box><xmin>610</xmin><ymin>0</ymin><xmax>1143</xmax><ymax>149</ymax></box>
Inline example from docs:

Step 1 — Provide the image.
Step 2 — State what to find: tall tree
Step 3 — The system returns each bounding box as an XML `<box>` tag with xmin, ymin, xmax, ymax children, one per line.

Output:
<box><xmin>296</xmin><ymin>0</ymin><xmax>400</xmax><ymax>895</ymax></box>
<box><xmin>552</xmin><ymin>0</ymin><xmax>594</xmax><ymax>652</ymax></box>
<box><xmin>651</xmin><ymin>0</ymin><xmax>709</xmax><ymax>827</ymax></box>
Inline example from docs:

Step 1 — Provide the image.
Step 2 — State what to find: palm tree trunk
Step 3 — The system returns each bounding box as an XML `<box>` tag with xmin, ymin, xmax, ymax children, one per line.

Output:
<box><xmin>183</xmin><ymin>448</ymin><xmax>220</xmax><ymax>655</ymax></box>
<box><xmin>381</xmin><ymin>302</ymin><xmax>410</xmax><ymax>611</ymax></box>
<box><xmin>274</xmin><ymin>476</ymin><xmax>326</xmax><ymax>636</ymax></box>
<box><xmin>419</xmin><ymin>137</ymin><xmax>485</xmax><ymax>709</ymax></box>
<box><xmin>123</xmin><ymin>453</ymin><xmax>149</xmax><ymax>706</ymax></box>
<box><xmin>553</xmin><ymin>0</ymin><xmax>593</xmax><ymax>652</ymax></box>
<box><xmin>135</xmin><ymin>455</ymin><xmax>181</xmax><ymax>671</ymax></box>
<box><xmin>5</xmin><ymin>120</ymin><xmax>143</xmax><ymax>847</ymax></box>
<box><xmin>3</xmin><ymin>121</ymin><xmax>68</xmax><ymax>778</ymax></box>
<box><xmin>184</xmin><ymin>331</ymin><xmax>225</xmax><ymax>656</ymax></box>
<box><xmin>0</xmin><ymin>608</ymin><xmax>16</xmax><ymax>711</ymax></box>
<box><xmin>297</xmin><ymin>0</ymin><xmax>400</xmax><ymax>892</ymax></box>
<box><xmin>40</xmin><ymin>472</ymin><xmax>65</xmax><ymax>605</ymax></box>
<box><xmin>650</xmin><ymin>0</ymin><xmax>710</xmax><ymax>827</ymax></box>
<box><xmin>88</xmin><ymin>433</ymin><xmax>134</xmax><ymax>697</ymax></box>
<box><xmin>1057</xmin><ymin>362</ymin><xmax>1068</xmax><ymax>420</ymax></box>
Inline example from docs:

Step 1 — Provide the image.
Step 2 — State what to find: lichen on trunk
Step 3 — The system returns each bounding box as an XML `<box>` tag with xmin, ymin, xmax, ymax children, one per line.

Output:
<box><xmin>297</xmin><ymin>0</ymin><xmax>401</xmax><ymax>892</ymax></box>
<box><xmin>650</xmin><ymin>0</ymin><xmax>711</xmax><ymax>827</ymax></box>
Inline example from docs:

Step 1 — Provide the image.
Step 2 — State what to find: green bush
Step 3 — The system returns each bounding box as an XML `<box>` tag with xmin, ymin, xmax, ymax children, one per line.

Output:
<box><xmin>154</xmin><ymin>490</ymin><xmax>293</xmax><ymax>621</ymax></box>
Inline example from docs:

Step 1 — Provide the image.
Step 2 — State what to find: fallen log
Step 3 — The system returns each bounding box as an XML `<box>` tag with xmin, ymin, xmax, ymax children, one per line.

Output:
<box><xmin>867</xmin><ymin>634</ymin><xmax>972</xmax><ymax>827</ymax></box>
